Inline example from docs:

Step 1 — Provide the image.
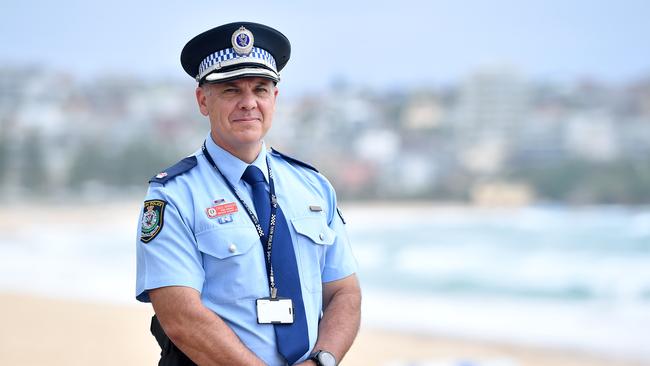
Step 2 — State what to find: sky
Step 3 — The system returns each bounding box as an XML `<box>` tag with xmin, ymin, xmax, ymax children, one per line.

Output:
<box><xmin>2</xmin><ymin>0</ymin><xmax>649</xmax><ymax>94</ymax></box>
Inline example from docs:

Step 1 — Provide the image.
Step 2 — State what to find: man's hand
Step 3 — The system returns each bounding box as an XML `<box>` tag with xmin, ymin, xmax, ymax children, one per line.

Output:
<box><xmin>150</xmin><ymin>286</ymin><xmax>266</xmax><ymax>366</ymax></box>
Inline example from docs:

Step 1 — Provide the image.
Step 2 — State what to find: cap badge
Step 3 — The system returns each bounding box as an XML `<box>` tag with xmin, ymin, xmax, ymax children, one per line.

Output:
<box><xmin>232</xmin><ymin>26</ymin><xmax>254</xmax><ymax>56</ymax></box>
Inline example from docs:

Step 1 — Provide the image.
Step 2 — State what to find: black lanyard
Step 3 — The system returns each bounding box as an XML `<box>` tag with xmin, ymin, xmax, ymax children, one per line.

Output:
<box><xmin>202</xmin><ymin>142</ymin><xmax>280</xmax><ymax>298</ymax></box>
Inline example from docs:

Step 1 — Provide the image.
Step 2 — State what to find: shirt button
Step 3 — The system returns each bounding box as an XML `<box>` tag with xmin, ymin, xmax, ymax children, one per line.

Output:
<box><xmin>228</xmin><ymin>244</ymin><xmax>237</xmax><ymax>253</ymax></box>
<box><xmin>319</xmin><ymin>233</ymin><xmax>325</xmax><ymax>241</ymax></box>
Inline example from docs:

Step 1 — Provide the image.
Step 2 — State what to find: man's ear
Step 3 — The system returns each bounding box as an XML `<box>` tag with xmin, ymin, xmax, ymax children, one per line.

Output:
<box><xmin>196</xmin><ymin>86</ymin><xmax>210</xmax><ymax>116</ymax></box>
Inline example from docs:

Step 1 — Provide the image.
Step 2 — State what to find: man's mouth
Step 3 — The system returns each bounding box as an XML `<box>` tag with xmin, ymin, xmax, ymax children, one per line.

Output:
<box><xmin>232</xmin><ymin>116</ymin><xmax>261</xmax><ymax>123</ymax></box>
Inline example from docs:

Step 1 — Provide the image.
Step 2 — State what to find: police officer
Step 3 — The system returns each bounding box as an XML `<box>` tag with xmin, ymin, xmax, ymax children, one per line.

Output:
<box><xmin>135</xmin><ymin>22</ymin><xmax>361</xmax><ymax>366</ymax></box>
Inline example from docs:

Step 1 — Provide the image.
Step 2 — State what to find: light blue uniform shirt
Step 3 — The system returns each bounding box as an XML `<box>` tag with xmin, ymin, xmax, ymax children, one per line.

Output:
<box><xmin>136</xmin><ymin>135</ymin><xmax>357</xmax><ymax>365</ymax></box>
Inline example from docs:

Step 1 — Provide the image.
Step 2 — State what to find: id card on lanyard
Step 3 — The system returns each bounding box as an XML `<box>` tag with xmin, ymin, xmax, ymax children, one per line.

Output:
<box><xmin>256</xmin><ymin>297</ymin><xmax>294</xmax><ymax>324</ymax></box>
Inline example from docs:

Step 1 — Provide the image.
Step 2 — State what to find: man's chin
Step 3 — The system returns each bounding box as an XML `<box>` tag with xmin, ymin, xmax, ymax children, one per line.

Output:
<box><xmin>233</xmin><ymin>136</ymin><xmax>265</xmax><ymax>148</ymax></box>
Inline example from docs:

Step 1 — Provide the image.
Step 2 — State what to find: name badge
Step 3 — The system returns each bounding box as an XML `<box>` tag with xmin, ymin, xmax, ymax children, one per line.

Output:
<box><xmin>256</xmin><ymin>297</ymin><xmax>294</xmax><ymax>324</ymax></box>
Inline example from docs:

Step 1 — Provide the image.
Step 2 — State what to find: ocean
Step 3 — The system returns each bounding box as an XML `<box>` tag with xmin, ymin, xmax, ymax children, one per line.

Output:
<box><xmin>0</xmin><ymin>203</ymin><xmax>648</xmax><ymax>362</ymax></box>
<box><xmin>347</xmin><ymin>204</ymin><xmax>650</xmax><ymax>362</ymax></box>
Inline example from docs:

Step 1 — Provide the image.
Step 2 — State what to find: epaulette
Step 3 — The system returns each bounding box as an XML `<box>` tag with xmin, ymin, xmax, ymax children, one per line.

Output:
<box><xmin>270</xmin><ymin>148</ymin><xmax>319</xmax><ymax>173</ymax></box>
<box><xmin>148</xmin><ymin>156</ymin><xmax>198</xmax><ymax>185</ymax></box>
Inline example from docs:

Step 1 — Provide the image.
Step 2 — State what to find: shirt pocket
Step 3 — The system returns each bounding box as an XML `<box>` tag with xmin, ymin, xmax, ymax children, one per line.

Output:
<box><xmin>290</xmin><ymin>216</ymin><xmax>337</xmax><ymax>293</ymax></box>
<box><xmin>196</xmin><ymin>226</ymin><xmax>268</xmax><ymax>303</ymax></box>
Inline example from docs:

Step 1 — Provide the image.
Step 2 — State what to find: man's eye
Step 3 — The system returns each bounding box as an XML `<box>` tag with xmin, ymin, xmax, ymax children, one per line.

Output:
<box><xmin>223</xmin><ymin>88</ymin><xmax>238</xmax><ymax>93</ymax></box>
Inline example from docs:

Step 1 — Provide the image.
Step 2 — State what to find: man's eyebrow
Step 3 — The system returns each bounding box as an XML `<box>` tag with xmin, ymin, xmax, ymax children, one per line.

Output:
<box><xmin>219</xmin><ymin>82</ymin><xmax>239</xmax><ymax>88</ymax></box>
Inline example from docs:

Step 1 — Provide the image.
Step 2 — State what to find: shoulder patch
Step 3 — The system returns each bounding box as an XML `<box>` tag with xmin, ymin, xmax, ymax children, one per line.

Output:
<box><xmin>148</xmin><ymin>156</ymin><xmax>197</xmax><ymax>185</ymax></box>
<box><xmin>270</xmin><ymin>148</ymin><xmax>318</xmax><ymax>173</ymax></box>
<box><xmin>140</xmin><ymin>199</ymin><xmax>166</xmax><ymax>243</ymax></box>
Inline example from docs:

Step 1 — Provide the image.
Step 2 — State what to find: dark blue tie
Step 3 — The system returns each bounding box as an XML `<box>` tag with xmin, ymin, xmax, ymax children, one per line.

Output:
<box><xmin>241</xmin><ymin>165</ymin><xmax>309</xmax><ymax>365</ymax></box>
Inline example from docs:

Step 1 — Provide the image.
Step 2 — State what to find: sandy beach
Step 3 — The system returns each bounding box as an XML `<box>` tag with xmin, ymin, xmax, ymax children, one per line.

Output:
<box><xmin>0</xmin><ymin>292</ymin><xmax>646</xmax><ymax>366</ymax></box>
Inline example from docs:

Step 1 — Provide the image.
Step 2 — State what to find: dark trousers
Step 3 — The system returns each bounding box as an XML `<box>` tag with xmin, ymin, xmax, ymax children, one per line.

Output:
<box><xmin>150</xmin><ymin>315</ymin><xmax>196</xmax><ymax>366</ymax></box>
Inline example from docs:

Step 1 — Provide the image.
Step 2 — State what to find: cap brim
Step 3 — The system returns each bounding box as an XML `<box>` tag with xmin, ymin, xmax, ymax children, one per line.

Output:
<box><xmin>202</xmin><ymin>67</ymin><xmax>280</xmax><ymax>84</ymax></box>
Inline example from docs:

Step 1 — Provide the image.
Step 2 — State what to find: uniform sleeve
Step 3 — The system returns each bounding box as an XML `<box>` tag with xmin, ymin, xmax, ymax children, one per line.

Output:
<box><xmin>321</xmin><ymin>185</ymin><xmax>358</xmax><ymax>283</ymax></box>
<box><xmin>135</xmin><ymin>185</ymin><xmax>205</xmax><ymax>302</ymax></box>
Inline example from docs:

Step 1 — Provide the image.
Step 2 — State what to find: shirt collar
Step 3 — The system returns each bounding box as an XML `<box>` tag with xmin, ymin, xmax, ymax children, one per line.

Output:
<box><xmin>204</xmin><ymin>133</ymin><xmax>269</xmax><ymax>187</ymax></box>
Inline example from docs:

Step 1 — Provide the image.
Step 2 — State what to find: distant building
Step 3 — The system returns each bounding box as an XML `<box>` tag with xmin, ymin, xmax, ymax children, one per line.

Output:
<box><xmin>564</xmin><ymin>112</ymin><xmax>620</xmax><ymax>161</ymax></box>
<box><xmin>453</xmin><ymin>66</ymin><xmax>530</xmax><ymax>173</ymax></box>
<box><xmin>400</xmin><ymin>92</ymin><xmax>444</xmax><ymax>130</ymax></box>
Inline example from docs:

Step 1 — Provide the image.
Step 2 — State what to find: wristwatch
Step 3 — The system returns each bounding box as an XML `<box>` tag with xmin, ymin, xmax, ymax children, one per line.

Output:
<box><xmin>309</xmin><ymin>350</ymin><xmax>337</xmax><ymax>366</ymax></box>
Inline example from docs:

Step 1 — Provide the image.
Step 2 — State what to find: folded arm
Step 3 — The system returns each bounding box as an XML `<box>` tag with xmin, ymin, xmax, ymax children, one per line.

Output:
<box><xmin>297</xmin><ymin>274</ymin><xmax>361</xmax><ymax>365</ymax></box>
<box><xmin>150</xmin><ymin>286</ymin><xmax>266</xmax><ymax>366</ymax></box>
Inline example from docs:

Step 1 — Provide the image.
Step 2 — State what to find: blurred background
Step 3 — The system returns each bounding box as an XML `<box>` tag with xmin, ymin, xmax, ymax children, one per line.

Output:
<box><xmin>0</xmin><ymin>1</ymin><xmax>649</xmax><ymax>365</ymax></box>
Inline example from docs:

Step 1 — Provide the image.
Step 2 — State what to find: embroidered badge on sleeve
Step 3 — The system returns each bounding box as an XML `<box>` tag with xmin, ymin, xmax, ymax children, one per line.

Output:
<box><xmin>140</xmin><ymin>200</ymin><xmax>166</xmax><ymax>243</ymax></box>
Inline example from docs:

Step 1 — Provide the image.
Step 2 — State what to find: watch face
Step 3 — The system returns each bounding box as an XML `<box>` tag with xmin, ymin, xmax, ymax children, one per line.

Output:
<box><xmin>317</xmin><ymin>351</ymin><xmax>336</xmax><ymax>366</ymax></box>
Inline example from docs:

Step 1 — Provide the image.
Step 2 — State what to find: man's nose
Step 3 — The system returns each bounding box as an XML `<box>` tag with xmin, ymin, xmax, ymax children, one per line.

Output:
<box><xmin>238</xmin><ymin>90</ymin><xmax>256</xmax><ymax>110</ymax></box>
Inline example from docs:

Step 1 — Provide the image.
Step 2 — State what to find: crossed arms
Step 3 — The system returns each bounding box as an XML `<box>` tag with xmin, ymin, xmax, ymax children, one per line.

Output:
<box><xmin>150</xmin><ymin>274</ymin><xmax>361</xmax><ymax>365</ymax></box>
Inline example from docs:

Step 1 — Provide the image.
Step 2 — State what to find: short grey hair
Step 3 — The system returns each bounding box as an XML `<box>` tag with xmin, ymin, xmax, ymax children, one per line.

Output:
<box><xmin>200</xmin><ymin>84</ymin><xmax>215</xmax><ymax>96</ymax></box>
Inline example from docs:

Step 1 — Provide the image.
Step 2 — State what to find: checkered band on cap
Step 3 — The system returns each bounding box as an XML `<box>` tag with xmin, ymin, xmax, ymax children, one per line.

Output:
<box><xmin>197</xmin><ymin>47</ymin><xmax>278</xmax><ymax>81</ymax></box>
